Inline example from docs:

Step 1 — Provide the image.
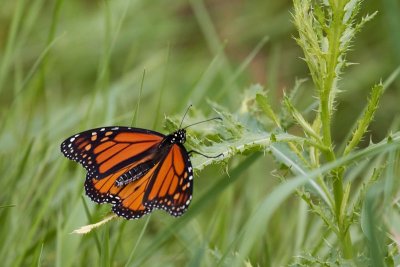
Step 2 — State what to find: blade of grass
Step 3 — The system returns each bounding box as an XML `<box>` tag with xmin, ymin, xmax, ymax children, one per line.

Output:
<box><xmin>101</xmin><ymin>225</ymin><xmax>111</xmax><ymax>267</ymax></box>
<box><xmin>153</xmin><ymin>45</ymin><xmax>170</xmax><ymax>130</ymax></box>
<box><xmin>12</xmin><ymin>159</ymin><xmax>67</xmax><ymax>266</ymax></box>
<box><xmin>189</xmin><ymin>0</ymin><xmax>237</xmax><ymax>96</ymax></box>
<box><xmin>361</xmin><ymin>189</ymin><xmax>386</xmax><ymax>267</ymax></box>
<box><xmin>130</xmin><ymin>69</ymin><xmax>146</xmax><ymax>127</ymax></box>
<box><xmin>184</xmin><ymin>43</ymin><xmax>226</xmax><ymax>107</ymax></box>
<box><xmin>0</xmin><ymin>0</ymin><xmax>27</xmax><ymax>94</ymax></box>
<box><xmin>124</xmin><ymin>215</ymin><xmax>152</xmax><ymax>267</ymax></box>
<box><xmin>215</xmin><ymin>35</ymin><xmax>269</xmax><ymax>101</ymax></box>
<box><xmin>80</xmin><ymin>197</ymin><xmax>102</xmax><ymax>254</ymax></box>
<box><xmin>382</xmin><ymin>0</ymin><xmax>400</xmax><ymax>63</ymax></box>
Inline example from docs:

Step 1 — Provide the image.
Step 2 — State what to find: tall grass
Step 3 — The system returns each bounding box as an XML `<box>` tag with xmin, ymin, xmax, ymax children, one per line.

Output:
<box><xmin>0</xmin><ymin>0</ymin><xmax>399</xmax><ymax>266</ymax></box>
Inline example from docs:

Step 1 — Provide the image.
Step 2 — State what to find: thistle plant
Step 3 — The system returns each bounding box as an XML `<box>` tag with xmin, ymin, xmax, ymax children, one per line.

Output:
<box><xmin>163</xmin><ymin>0</ymin><xmax>400</xmax><ymax>264</ymax></box>
<box><xmin>291</xmin><ymin>0</ymin><xmax>380</xmax><ymax>259</ymax></box>
<box><xmin>263</xmin><ymin>0</ymin><xmax>398</xmax><ymax>263</ymax></box>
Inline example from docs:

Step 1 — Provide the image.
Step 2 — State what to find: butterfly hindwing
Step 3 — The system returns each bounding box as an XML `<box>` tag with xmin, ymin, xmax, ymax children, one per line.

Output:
<box><xmin>143</xmin><ymin>144</ymin><xmax>193</xmax><ymax>217</ymax></box>
<box><xmin>61</xmin><ymin>126</ymin><xmax>164</xmax><ymax>179</ymax></box>
<box><xmin>84</xmin><ymin>161</ymin><xmax>160</xmax><ymax>219</ymax></box>
<box><xmin>83</xmin><ymin>143</ymin><xmax>193</xmax><ymax>219</ymax></box>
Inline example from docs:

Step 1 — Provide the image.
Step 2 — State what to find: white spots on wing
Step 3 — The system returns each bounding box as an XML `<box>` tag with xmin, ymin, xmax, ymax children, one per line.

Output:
<box><xmin>188</xmin><ymin>167</ymin><xmax>192</xmax><ymax>172</ymax></box>
<box><xmin>100</xmin><ymin>128</ymin><xmax>105</xmax><ymax>131</ymax></box>
<box><xmin>70</xmin><ymin>137</ymin><xmax>75</xmax><ymax>142</ymax></box>
<box><xmin>188</xmin><ymin>175</ymin><xmax>193</xmax><ymax>180</ymax></box>
<box><xmin>92</xmin><ymin>132</ymin><xmax>97</xmax><ymax>135</ymax></box>
<box><xmin>112</xmin><ymin>127</ymin><xmax>119</xmax><ymax>130</ymax></box>
<box><xmin>112</xmin><ymin>205</ymin><xmax>150</xmax><ymax>220</ymax></box>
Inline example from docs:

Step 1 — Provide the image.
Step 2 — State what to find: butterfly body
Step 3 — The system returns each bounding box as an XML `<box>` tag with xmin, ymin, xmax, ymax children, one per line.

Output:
<box><xmin>115</xmin><ymin>159</ymin><xmax>156</xmax><ymax>187</ymax></box>
<box><xmin>114</xmin><ymin>129</ymin><xmax>187</xmax><ymax>187</ymax></box>
<box><xmin>61</xmin><ymin>126</ymin><xmax>193</xmax><ymax>219</ymax></box>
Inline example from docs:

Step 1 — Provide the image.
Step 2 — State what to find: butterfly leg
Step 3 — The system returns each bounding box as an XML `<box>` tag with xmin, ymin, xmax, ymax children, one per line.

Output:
<box><xmin>187</xmin><ymin>150</ymin><xmax>223</xmax><ymax>159</ymax></box>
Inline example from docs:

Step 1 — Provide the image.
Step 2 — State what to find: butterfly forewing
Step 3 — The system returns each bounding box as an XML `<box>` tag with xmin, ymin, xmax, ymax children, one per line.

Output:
<box><xmin>61</xmin><ymin>126</ymin><xmax>164</xmax><ymax>179</ymax></box>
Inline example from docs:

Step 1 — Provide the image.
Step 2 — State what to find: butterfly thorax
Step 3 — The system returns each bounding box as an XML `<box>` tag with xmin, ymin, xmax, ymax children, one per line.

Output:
<box><xmin>115</xmin><ymin>129</ymin><xmax>187</xmax><ymax>187</ymax></box>
<box><xmin>163</xmin><ymin>129</ymin><xmax>186</xmax><ymax>145</ymax></box>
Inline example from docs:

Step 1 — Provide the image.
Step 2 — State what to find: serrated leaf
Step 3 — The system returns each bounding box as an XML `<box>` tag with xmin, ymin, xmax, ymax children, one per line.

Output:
<box><xmin>255</xmin><ymin>93</ymin><xmax>281</xmax><ymax>128</ymax></box>
<box><xmin>165</xmin><ymin>103</ymin><xmax>304</xmax><ymax>171</ymax></box>
<box><xmin>344</xmin><ymin>83</ymin><xmax>384</xmax><ymax>156</ymax></box>
<box><xmin>283</xmin><ymin>94</ymin><xmax>321</xmax><ymax>142</ymax></box>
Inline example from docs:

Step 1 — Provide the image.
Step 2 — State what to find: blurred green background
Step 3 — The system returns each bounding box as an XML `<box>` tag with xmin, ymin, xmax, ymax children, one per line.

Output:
<box><xmin>0</xmin><ymin>0</ymin><xmax>399</xmax><ymax>266</ymax></box>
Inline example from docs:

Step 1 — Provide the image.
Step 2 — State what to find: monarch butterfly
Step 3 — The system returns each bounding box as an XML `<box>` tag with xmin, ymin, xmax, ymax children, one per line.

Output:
<box><xmin>60</xmin><ymin>108</ymin><xmax>221</xmax><ymax>219</ymax></box>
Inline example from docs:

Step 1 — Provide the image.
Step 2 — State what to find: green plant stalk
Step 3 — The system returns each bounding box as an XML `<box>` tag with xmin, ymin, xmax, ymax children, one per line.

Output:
<box><xmin>293</xmin><ymin>0</ymin><xmax>355</xmax><ymax>256</ymax></box>
<box><xmin>321</xmin><ymin>98</ymin><xmax>343</xmax><ymax>218</ymax></box>
<box><xmin>321</xmin><ymin>85</ymin><xmax>350</xmax><ymax>258</ymax></box>
<box><xmin>320</xmin><ymin>0</ymin><xmax>347</xmax><ymax>157</ymax></box>
<box><xmin>319</xmin><ymin>0</ymin><xmax>354</xmax><ymax>258</ymax></box>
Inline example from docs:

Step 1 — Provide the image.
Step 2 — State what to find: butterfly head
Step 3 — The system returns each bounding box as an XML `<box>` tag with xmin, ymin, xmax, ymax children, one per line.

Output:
<box><xmin>169</xmin><ymin>129</ymin><xmax>186</xmax><ymax>144</ymax></box>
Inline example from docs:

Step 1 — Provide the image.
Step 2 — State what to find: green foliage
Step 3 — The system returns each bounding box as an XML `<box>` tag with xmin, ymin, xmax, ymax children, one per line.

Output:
<box><xmin>165</xmin><ymin>97</ymin><xmax>309</xmax><ymax>171</ymax></box>
<box><xmin>343</xmin><ymin>83</ymin><xmax>384</xmax><ymax>156</ymax></box>
<box><xmin>0</xmin><ymin>0</ymin><xmax>399</xmax><ymax>266</ymax></box>
<box><xmin>286</xmin><ymin>0</ymin><xmax>400</xmax><ymax>264</ymax></box>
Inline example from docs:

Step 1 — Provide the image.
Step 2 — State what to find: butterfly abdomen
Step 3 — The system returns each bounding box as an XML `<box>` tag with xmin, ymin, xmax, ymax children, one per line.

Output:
<box><xmin>115</xmin><ymin>160</ymin><xmax>157</xmax><ymax>187</ymax></box>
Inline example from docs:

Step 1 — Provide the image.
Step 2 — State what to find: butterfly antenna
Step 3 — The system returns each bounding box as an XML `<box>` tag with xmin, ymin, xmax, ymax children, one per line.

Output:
<box><xmin>183</xmin><ymin>117</ymin><xmax>222</xmax><ymax>129</ymax></box>
<box><xmin>179</xmin><ymin>104</ymin><xmax>193</xmax><ymax>129</ymax></box>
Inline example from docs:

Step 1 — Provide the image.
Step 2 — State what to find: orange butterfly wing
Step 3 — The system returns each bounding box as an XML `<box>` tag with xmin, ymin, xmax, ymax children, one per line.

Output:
<box><xmin>84</xmin><ymin>162</ymin><xmax>159</xmax><ymax>219</ymax></box>
<box><xmin>62</xmin><ymin>126</ymin><xmax>194</xmax><ymax>219</ymax></box>
<box><xmin>83</xmin><ymin>144</ymin><xmax>193</xmax><ymax>219</ymax></box>
<box><xmin>143</xmin><ymin>144</ymin><xmax>193</xmax><ymax>217</ymax></box>
<box><xmin>61</xmin><ymin>126</ymin><xmax>164</xmax><ymax>179</ymax></box>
